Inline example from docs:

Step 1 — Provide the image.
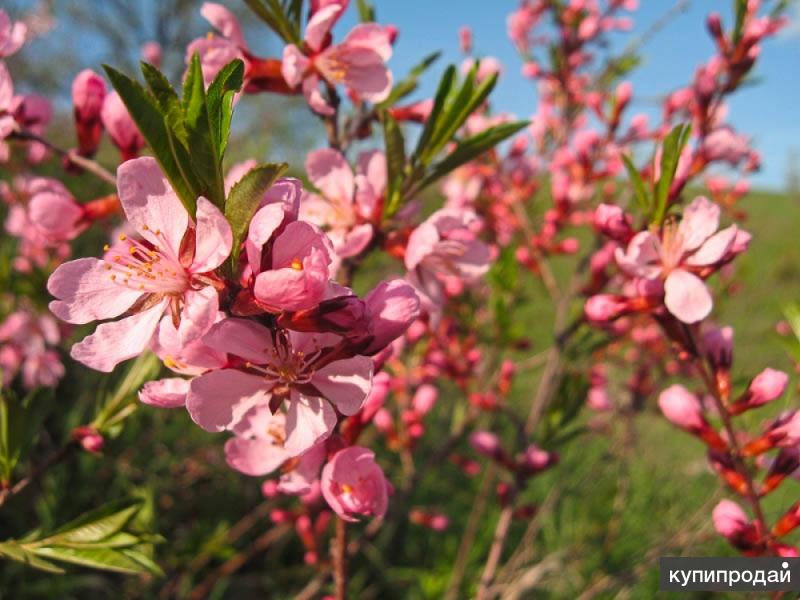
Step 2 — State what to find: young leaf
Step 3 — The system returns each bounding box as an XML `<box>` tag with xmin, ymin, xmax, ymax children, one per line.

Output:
<box><xmin>225</xmin><ymin>163</ymin><xmax>289</xmax><ymax>265</ymax></box>
<box><xmin>356</xmin><ymin>0</ymin><xmax>376</xmax><ymax>22</ymax></box>
<box><xmin>382</xmin><ymin>112</ymin><xmax>406</xmax><ymax>205</ymax></box>
<box><xmin>653</xmin><ymin>123</ymin><xmax>692</xmax><ymax>225</ymax></box>
<box><xmin>206</xmin><ymin>59</ymin><xmax>245</xmax><ymax>157</ymax></box>
<box><xmin>378</xmin><ymin>51</ymin><xmax>441</xmax><ymax>108</ymax></box>
<box><xmin>33</xmin><ymin>546</ymin><xmax>157</xmax><ymax>575</ymax></box>
<box><xmin>244</xmin><ymin>0</ymin><xmax>300</xmax><ymax>44</ymax></box>
<box><xmin>413</xmin><ymin>65</ymin><xmax>456</xmax><ymax>161</ymax></box>
<box><xmin>420</xmin><ymin>120</ymin><xmax>529</xmax><ymax>189</ymax></box>
<box><xmin>621</xmin><ymin>154</ymin><xmax>651</xmax><ymax>212</ymax></box>
<box><xmin>0</xmin><ymin>541</ymin><xmax>64</xmax><ymax>574</ymax></box>
<box><xmin>42</xmin><ymin>499</ymin><xmax>143</xmax><ymax>545</ymax></box>
<box><xmin>103</xmin><ymin>65</ymin><xmax>197</xmax><ymax>214</ymax></box>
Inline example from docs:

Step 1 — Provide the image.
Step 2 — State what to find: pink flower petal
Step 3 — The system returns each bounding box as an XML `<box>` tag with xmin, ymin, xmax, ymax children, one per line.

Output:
<box><xmin>192</xmin><ymin>196</ymin><xmax>232</xmax><ymax>272</ymax></box>
<box><xmin>225</xmin><ymin>437</ymin><xmax>289</xmax><ymax>476</ymax></box>
<box><xmin>281</xmin><ymin>44</ymin><xmax>310</xmax><ymax>88</ymax></box>
<box><xmin>664</xmin><ymin>269</ymin><xmax>713</xmax><ymax>323</ymax></box>
<box><xmin>284</xmin><ymin>392</ymin><xmax>336</xmax><ymax>456</ymax></box>
<box><xmin>405</xmin><ymin>221</ymin><xmax>440</xmax><ymax>270</ymax></box>
<box><xmin>614</xmin><ymin>231</ymin><xmax>662</xmax><ymax>279</ymax></box>
<box><xmin>48</xmin><ymin>258</ymin><xmax>143</xmax><ymax>324</ymax></box>
<box><xmin>177</xmin><ymin>285</ymin><xmax>219</xmax><ymax>347</ymax></box>
<box><xmin>201</xmin><ymin>2</ymin><xmax>246</xmax><ymax>48</ymax></box>
<box><xmin>362</xmin><ymin>279</ymin><xmax>420</xmax><ymax>354</ymax></box>
<box><xmin>116</xmin><ymin>157</ymin><xmax>188</xmax><ymax>257</ymax></box>
<box><xmin>311</xmin><ymin>356</ymin><xmax>372</xmax><ymax>415</ymax></box>
<box><xmin>306</xmin><ymin>148</ymin><xmax>355</xmax><ymax>203</ymax></box>
<box><xmin>686</xmin><ymin>225</ymin><xmax>737</xmax><ymax>267</ymax></box>
<box><xmin>202</xmin><ymin>318</ymin><xmax>274</xmax><ymax>363</ymax></box>
<box><xmin>305</xmin><ymin>3</ymin><xmax>344</xmax><ymax>52</ymax></box>
<box><xmin>342</xmin><ymin>23</ymin><xmax>394</xmax><ymax>61</ymax></box>
<box><xmin>302</xmin><ymin>75</ymin><xmax>335</xmax><ymax>115</ymax></box>
<box><xmin>187</xmin><ymin>369</ymin><xmax>269</xmax><ymax>432</ymax></box>
<box><xmin>337</xmin><ymin>224</ymin><xmax>373</xmax><ymax>258</ymax></box>
<box><xmin>679</xmin><ymin>196</ymin><xmax>720</xmax><ymax>252</ymax></box>
<box><xmin>139</xmin><ymin>377</ymin><xmax>190</xmax><ymax>408</ymax></box>
<box><xmin>71</xmin><ymin>302</ymin><xmax>166</xmax><ymax>372</ymax></box>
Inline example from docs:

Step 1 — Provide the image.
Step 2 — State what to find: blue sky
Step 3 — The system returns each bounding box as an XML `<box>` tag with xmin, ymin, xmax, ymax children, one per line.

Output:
<box><xmin>336</xmin><ymin>1</ymin><xmax>799</xmax><ymax>190</ymax></box>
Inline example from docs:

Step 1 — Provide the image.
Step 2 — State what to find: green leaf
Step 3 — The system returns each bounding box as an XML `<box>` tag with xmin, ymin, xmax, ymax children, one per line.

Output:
<box><xmin>206</xmin><ymin>59</ymin><xmax>245</xmax><ymax>158</ymax></box>
<box><xmin>732</xmin><ymin>0</ymin><xmax>747</xmax><ymax>45</ymax></box>
<box><xmin>356</xmin><ymin>0</ymin><xmax>376</xmax><ymax>22</ymax></box>
<box><xmin>413</xmin><ymin>65</ymin><xmax>456</xmax><ymax>161</ymax></box>
<box><xmin>244</xmin><ymin>0</ymin><xmax>300</xmax><ymax>44</ymax></box>
<box><xmin>140</xmin><ymin>62</ymin><xmax>185</xmax><ymax>143</ymax></box>
<box><xmin>33</xmin><ymin>546</ymin><xmax>157</xmax><ymax>575</ymax></box>
<box><xmin>621</xmin><ymin>154</ymin><xmax>650</xmax><ymax>212</ymax></box>
<box><xmin>103</xmin><ymin>65</ymin><xmax>198</xmax><ymax>214</ymax></box>
<box><xmin>42</xmin><ymin>499</ymin><xmax>143</xmax><ymax>545</ymax></box>
<box><xmin>420</xmin><ymin>120</ymin><xmax>529</xmax><ymax>190</ymax></box>
<box><xmin>224</xmin><ymin>163</ymin><xmax>289</xmax><ymax>266</ymax></box>
<box><xmin>381</xmin><ymin>112</ymin><xmax>406</xmax><ymax>217</ymax></box>
<box><xmin>652</xmin><ymin>123</ymin><xmax>692</xmax><ymax>225</ymax></box>
<box><xmin>0</xmin><ymin>387</ymin><xmax>52</xmax><ymax>484</ymax></box>
<box><xmin>0</xmin><ymin>541</ymin><xmax>64</xmax><ymax>574</ymax></box>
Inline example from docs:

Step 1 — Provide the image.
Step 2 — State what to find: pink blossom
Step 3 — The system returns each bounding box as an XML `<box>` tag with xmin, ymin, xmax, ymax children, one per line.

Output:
<box><xmin>11</xmin><ymin>93</ymin><xmax>52</xmax><ymax>163</ymax></box>
<box><xmin>47</xmin><ymin>157</ymin><xmax>232</xmax><ymax>372</ymax></box>
<box><xmin>712</xmin><ymin>499</ymin><xmax>751</xmax><ymax>538</ymax></box>
<box><xmin>615</xmin><ymin>196</ymin><xmax>746</xmax><ymax>323</ymax></box>
<box><xmin>224</xmin><ymin>406</ymin><xmax>292</xmax><ymax>476</ymax></box>
<box><xmin>321</xmin><ymin>446</ymin><xmax>390</xmax><ymax>521</ymax></box>
<box><xmin>282</xmin><ymin>2</ymin><xmax>394</xmax><ymax>114</ymax></box>
<box><xmin>27</xmin><ymin>178</ymin><xmax>86</xmax><ymax>242</ymax></box>
<box><xmin>186</xmin><ymin>2</ymin><xmax>248</xmax><ymax>85</ymax></box>
<box><xmin>301</xmin><ymin>148</ymin><xmax>386</xmax><ymax>262</ymax></box>
<box><xmin>186</xmin><ymin>318</ymin><xmax>372</xmax><ymax>456</ymax></box>
<box><xmin>101</xmin><ymin>91</ymin><xmax>144</xmax><ymax>161</ymax></box>
<box><xmin>405</xmin><ymin>208</ymin><xmax>491</xmax><ymax>320</ymax></box>
<box><xmin>411</xmin><ymin>384</ymin><xmax>437</xmax><ymax>416</ymax></box>
<box><xmin>0</xmin><ymin>62</ymin><xmax>17</xmax><ymax>160</ymax></box>
<box><xmin>0</xmin><ymin>10</ymin><xmax>26</xmax><ymax>57</ymax></box>
<box><xmin>0</xmin><ymin>307</ymin><xmax>63</xmax><ymax>390</ymax></box>
<box><xmin>742</xmin><ymin>368</ymin><xmax>788</xmax><ymax>408</ymax></box>
<box><xmin>141</xmin><ymin>41</ymin><xmax>162</xmax><ymax>67</ymax></box>
<box><xmin>138</xmin><ymin>378</ymin><xmax>192</xmax><ymax>408</ymax></box>
<box><xmin>469</xmin><ymin>431</ymin><xmax>503</xmax><ymax>459</ymax></box>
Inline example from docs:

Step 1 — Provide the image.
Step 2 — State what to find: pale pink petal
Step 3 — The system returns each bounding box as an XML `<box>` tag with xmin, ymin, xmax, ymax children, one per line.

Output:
<box><xmin>177</xmin><ymin>285</ymin><xmax>219</xmax><ymax>347</ymax></box>
<box><xmin>201</xmin><ymin>2</ymin><xmax>246</xmax><ymax>48</ymax></box>
<box><xmin>303</xmin><ymin>75</ymin><xmax>334</xmax><ymax>115</ymax></box>
<box><xmin>281</xmin><ymin>44</ymin><xmax>310</xmax><ymax>88</ymax></box>
<box><xmin>246</xmin><ymin>203</ymin><xmax>287</xmax><ymax>272</ymax></box>
<box><xmin>70</xmin><ymin>301</ymin><xmax>166</xmax><ymax>372</ymax></box>
<box><xmin>139</xmin><ymin>377</ymin><xmax>190</xmax><ymax>408</ymax></box>
<box><xmin>614</xmin><ymin>231</ymin><xmax>662</xmax><ymax>279</ymax></box>
<box><xmin>284</xmin><ymin>393</ymin><xmax>336</xmax><ymax>456</ymax></box>
<box><xmin>337</xmin><ymin>224</ymin><xmax>373</xmax><ymax>258</ymax></box>
<box><xmin>225</xmin><ymin>437</ymin><xmax>289</xmax><ymax>476</ymax></box>
<box><xmin>686</xmin><ymin>225</ymin><xmax>738</xmax><ymax>267</ymax></box>
<box><xmin>318</xmin><ymin>45</ymin><xmax>392</xmax><ymax>102</ymax></box>
<box><xmin>305</xmin><ymin>3</ymin><xmax>344</xmax><ymax>52</ymax></box>
<box><xmin>116</xmin><ymin>157</ymin><xmax>188</xmax><ymax>256</ymax></box>
<box><xmin>202</xmin><ymin>318</ymin><xmax>274</xmax><ymax>363</ymax></box>
<box><xmin>405</xmin><ymin>221</ymin><xmax>440</xmax><ymax>270</ymax></box>
<box><xmin>363</xmin><ymin>278</ymin><xmax>420</xmax><ymax>353</ymax></box>
<box><xmin>311</xmin><ymin>356</ymin><xmax>373</xmax><ymax>415</ymax></box>
<box><xmin>278</xmin><ymin>441</ymin><xmax>326</xmax><ymax>494</ymax></box>
<box><xmin>664</xmin><ymin>269</ymin><xmax>713</xmax><ymax>323</ymax></box>
<box><xmin>192</xmin><ymin>196</ymin><xmax>232</xmax><ymax>272</ymax></box>
<box><xmin>306</xmin><ymin>148</ymin><xmax>355</xmax><ymax>202</ymax></box>
<box><xmin>342</xmin><ymin>23</ymin><xmax>393</xmax><ymax>60</ymax></box>
<box><xmin>679</xmin><ymin>196</ymin><xmax>720</xmax><ymax>252</ymax></box>
<box><xmin>271</xmin><ymin>221</ymin><xmax>333</xmax><ymax>268</ymax></box>
<box><xmin>0</xmin><ymin>62</ymin><xmax>13</xmax><ymax>109</ymax></box>
<box><xmin>187</xmin><ymin>369</ymin><xmax>269</xmax><ymax>432</ymax></box>
<box><xmin>48</xmin><ymin>258</ymin><xmax>142</xmax><ymax>324</ymax></box>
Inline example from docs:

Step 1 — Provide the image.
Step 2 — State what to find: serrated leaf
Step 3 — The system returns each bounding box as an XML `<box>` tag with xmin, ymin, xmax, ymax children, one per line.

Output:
<box><xmin>653</xmin><ymin>123</ymin><xmax>692</xmax><ymax>225</ymax></box>
<box><xmin>225</xmin><ymin>163</ymin><xmax>288</xmax><ymax>266</ymax></box>
<box><xmin>140</xmin><ymin>62</ymin><xmax>186</xmax><ymax>142</ymax></box>
<box><xmin>42</xmin><ymin>499</ymin><xmax>142</xmax><ymax>545</ymax></box>
<box><xmin>103</xmin><ymin>65</ymin><xmax>198</xmax><ymax>214</ymax></box>
<box><xmin>33</xmin><ymin>546</ymin><xmax>155</xmax><ymax>575</ymax></box>
<box><xmin>413</xmin><ymin>65</ymin><xmax>456</xmax><ymax>161</ymax></box>
<box><xmin>420</xmin><ymin>120</ymin><xmax>528</xmax><ymax>189</ymax></box>
<box><xmin>621</xmin><ymin>154</ymin><xmax>650</xmax><ymax>212</ymax></box>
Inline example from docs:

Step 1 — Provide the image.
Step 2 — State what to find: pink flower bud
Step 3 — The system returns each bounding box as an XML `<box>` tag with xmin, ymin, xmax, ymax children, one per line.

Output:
<box><xmin>261</xmin><ymin>480</ymin><xmax>280</xmax><ymax>497</ymax></box>
<box><xmin>469</xmin><ymin>431</ymin><xmax>502</xmax><ymax>458</ymax></box>
<box><xmin>658</xmin><ymin>384</ymin><xmax>705</xmax><ymax>431</ymax></box>
<box><xmin>712</xmin><ymin>499</ymin><xmax>749</xmax><ymax>538</ymax></box>
<box><xmin>459</xmin><ymin>26</ymin><xmax>473</xmax><ymax>54</ymax></box>
<box><xmin>703</xmin><ymin>326</ymin><xmax>733</xmax><ymax>370</ymax></box>
<box><xmin>141</xmin><ymin>41</ymin><xmax>162</xmax><ymax>67</ymax></box>
<box><xmin>101</xmin><ymin>91</ymin><xmax>144</xmax><ymax>161</ymax></box>
<box><xmin>584</xmin><ymin>295</ymin><xmax>628</xmax><ymax>323</ymax></box>
<box><xmin>593</xmin><ymin>203</ymin><xmax>633</xmax><ymax>240</ymax></box>
<box><xmin>615</xmin><ymin>81</ymin><xmax>632</xmax><ymax>107</ymax></box>
<box><xmin>373</xmin><ymin>408</ymin><xmax>394</xmax><ymax>434</ymax></box>
<box><xmin>71</xmin><ymin>69</ymin><xmax>106</xmax><ymax>156</ymax></box>
<box><xmin>321</xmin><ymin>447</ymin><xmax>390</xmax><ymax>521</ymax></box>
<box><xmin>746</xmin><ymin>368</ymin><xmax>788</xmax><ymax>407</ymax></box>
<box><xmin>518</xmin><ymin>445</ymin><xmax>557</xmax><ymax>474</ymax></box>
<box><xmin>72</xmin><ymin>426</ymin><xmax>104</xmax><ymax>454</ymax></box>
<box><xmin>412</xmin><ymin>384</ymin><xmax>438</xmax><ymax>416</ymax></box>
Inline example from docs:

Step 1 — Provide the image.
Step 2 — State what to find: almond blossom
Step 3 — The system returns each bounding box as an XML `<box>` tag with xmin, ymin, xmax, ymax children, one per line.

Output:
<box><xmin>187</xmin><ymin>318</ymin><xmax>372</xmax><ymax>456</ymax></box>
<box><xmin>301</xmin><ymin>148</ymin><xmax>385</xmax><ymax>263</ymax></box>
<box><xmin>614</xmin><ymin>196</ymin><xmax>749</xmax><ymax>323</ymax></box>
<box><xmin>282</xmin><ymin>0</ymin><xmax>394</xmax><ymax>114</ymax></box>
<box><xmin>100</xmin><ymin>91</ymin><xmax>144</xmax><ymax>161</ymax></box>
<box><xmin>0</xmin><ymin>9</ymin><xmax>26</xmax><ymax>58</ymax></box>
<box><xmin>47</xmin><ymin>157</ymin><xmax>232</xmax><ymax>372</ymax></box>
<box><xmin>321</xmin><ymin>446</ymin><xmax>390</xmax><ymax>521</ymax></box>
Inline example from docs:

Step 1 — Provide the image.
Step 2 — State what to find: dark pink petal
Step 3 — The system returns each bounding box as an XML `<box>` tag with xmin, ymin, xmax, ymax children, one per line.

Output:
<box><xmin>202</xmin><ymin>318</ymin><xmax>274</xmax><ymax>363</ymax></box>
<box><xmin>187</xmin><ymin>369</ymin><xmax>269</xmax><ymax>432</ymax></box>
<box><xmin>70</xmin><ymin>302</ymin><xmax>166</xmax><ymax>372</ymax></box>
<box><xmin>48</xmin><ymin>258</ymin><xmax>143</xmax><ymax>324</ymax></box>
<box><xmin>664</xmin><ymin>269</ymin><xmax>713</xmax><ymax>323</ymax></box>
<box><xmin>312</xmin><ymin>356</ymin><xmax>373</xmax><ymax>415</ymax></box>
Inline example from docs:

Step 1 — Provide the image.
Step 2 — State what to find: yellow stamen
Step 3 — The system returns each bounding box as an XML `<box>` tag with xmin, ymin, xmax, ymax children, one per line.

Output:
<box><xmin>291</xmin><ymin>258</ymin><xmax>303</xmax><ymax>271</ymax></box>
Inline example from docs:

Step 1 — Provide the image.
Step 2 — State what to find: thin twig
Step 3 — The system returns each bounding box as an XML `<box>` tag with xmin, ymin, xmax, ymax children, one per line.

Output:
<box><xmin>0</xmin><ymin>442</ymin><xmax>76</xmax><ymax>508</ymax></box>
<box><xmin>333</xmin><ymin>517</ymin><xmax>348</xmax><ymax>600</ymax></box>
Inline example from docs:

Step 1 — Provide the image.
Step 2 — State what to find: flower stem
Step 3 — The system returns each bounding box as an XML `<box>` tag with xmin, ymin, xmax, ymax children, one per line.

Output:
<box><xmin>333</xmin><ymin>517</ymin><xmax>348</xmax><ymax>600</ymax></box>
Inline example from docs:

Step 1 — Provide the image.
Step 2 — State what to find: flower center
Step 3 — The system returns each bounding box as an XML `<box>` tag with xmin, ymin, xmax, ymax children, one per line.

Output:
<box><xmin>290</xmin><ymin>258</ymin><xmax>304</xmax><ymax>271</ymax></box>
<box><xmin>103</xmin><ymin>232</ymin><xmax>189</xmax><ymax>295</ymax></box>
<box><xmin>659</xmin><ymin>220</ymin><xmax>685</xmax><ymax>272</ymax></box>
